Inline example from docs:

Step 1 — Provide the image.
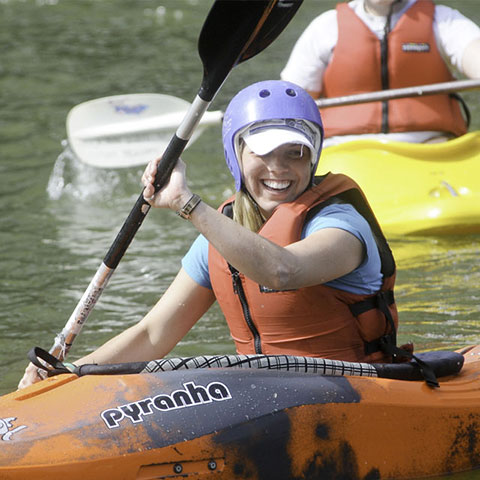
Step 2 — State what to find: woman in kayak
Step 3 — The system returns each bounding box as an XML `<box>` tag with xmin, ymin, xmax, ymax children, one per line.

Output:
<box><xmin>281</xmin><ymin>0</ymin><xmax>480</xmax><ymax>146</ymax></box>
<box><xmin>19</xmin><ymin>80</ymin><xmax>402</xmax><ymax>388</ymax></box>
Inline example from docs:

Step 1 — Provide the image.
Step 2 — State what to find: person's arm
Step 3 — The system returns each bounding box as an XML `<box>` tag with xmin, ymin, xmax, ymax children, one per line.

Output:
<box><xmin>189</xmin><ymin>202</ymin><xmax>363</xmax><ymax>291</ymax></box>
<box><xmin>18</xmin><ymin>268</ymin><xmax>215</xmax><ymax>388</ymax></box>
<box><xmin>143</xmin><ymin>160</ymin><xmax>364</xmax><ymax>293</ymax></box>
<box><xmin>435</xmin><ymin>5</ymin><xmax>480</xmax><ymax>78</ymax></box>
<box><xmin>462</xmin><ymin>37</ymin><xmax>480</xmax><ymax>79</ymax></box>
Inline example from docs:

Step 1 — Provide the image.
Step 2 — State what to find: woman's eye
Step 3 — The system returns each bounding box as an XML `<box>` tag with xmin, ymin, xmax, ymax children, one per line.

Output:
<box><xmin>288</xmin><ymin>148</ymin><xmax>303</xmax><ymax>158</ymax></box>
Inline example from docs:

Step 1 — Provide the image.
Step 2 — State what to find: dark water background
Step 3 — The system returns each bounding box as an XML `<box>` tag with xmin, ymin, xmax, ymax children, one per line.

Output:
<box><xmin>0</xmin><ymin>1</ymin><xmax>479</xmax><ymax>478</ymax></box>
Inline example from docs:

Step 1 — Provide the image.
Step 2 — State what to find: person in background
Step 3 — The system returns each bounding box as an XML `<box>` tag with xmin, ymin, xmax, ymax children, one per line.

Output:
<box><xmin>281</xmin><ymin>0</ymin><xmax>480</xmax><ymax>146</ymax></box>
<box><xmin>19</xmin><ymin>80</ymin><xmax>401</xmax><ymax>389</ymax></box>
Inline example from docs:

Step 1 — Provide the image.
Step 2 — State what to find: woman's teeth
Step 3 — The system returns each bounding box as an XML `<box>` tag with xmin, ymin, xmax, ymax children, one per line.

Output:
<box><xmin>263</xmin><ymin>179</ymin><xmax>291</xmax><ymax>190</ymax></box>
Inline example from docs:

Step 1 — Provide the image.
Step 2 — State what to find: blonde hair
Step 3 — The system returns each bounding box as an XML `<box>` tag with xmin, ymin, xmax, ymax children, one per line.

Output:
<box><xmin>232</xmin><ymin>139</ymin><xmax>265</xmax><ymax>232</ymax></box>
<box><xmin>233</xmin><ymin>189</ymin><xmax>265</xmax><ymax>232</ymax></box>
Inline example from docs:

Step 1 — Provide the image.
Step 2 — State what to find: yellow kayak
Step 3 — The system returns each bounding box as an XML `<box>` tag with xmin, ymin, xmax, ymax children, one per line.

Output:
<box><xmin>317</xmin><ymin>131</ymin><xmax>480</xmax><ymax>236</ymax></box>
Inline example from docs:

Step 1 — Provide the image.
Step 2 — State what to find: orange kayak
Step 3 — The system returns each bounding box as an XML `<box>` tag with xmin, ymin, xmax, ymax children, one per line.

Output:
<box><xmin>0</xmin><ymin>346</ymin><xmax>479</xmax><ymax>480</ymax></box>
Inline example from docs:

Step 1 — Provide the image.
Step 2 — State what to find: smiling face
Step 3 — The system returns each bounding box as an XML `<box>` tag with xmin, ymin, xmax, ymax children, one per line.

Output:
<box><xmin>240</xmin><ymin>142</ymin><xmax>312</xmax><ymax>219</ymax></box>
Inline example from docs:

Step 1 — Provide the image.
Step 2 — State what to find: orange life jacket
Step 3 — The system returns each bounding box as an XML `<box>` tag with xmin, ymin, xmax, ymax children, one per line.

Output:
<box><xmin>208</xmin><ymin>173</ymin><xmax>398</xmax><ymax>363</ymax></box>
<box><xmin>321</xmin><ymin>0</ymin><xmax>468</xmax><ymax>138</ymax></box>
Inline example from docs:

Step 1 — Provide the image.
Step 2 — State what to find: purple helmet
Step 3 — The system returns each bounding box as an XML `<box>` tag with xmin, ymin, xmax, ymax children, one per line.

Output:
<box><xmin>222</xmin><ymin>80</ymin><xmax>324</xmax><ymax>191</ymax></box>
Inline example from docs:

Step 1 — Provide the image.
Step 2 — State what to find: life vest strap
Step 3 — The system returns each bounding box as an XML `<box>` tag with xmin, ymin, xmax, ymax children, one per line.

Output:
<box><xmin>349</xmin><ymin>290</ymin><xmax>395</xmax><ymax>316</ymax></box>
<box><xmin>349</xmin><ymin>292</ymin><xmax>439</xmax><ymax>388</ymax></box>
<box><xmin>450</xmin><ymin>93</ymin><xmax>471</xmax><ymax>128</ymax></box>
<box><xmin>349</xmin><ymin>290</ymin><xmax>397</xmax><ymax>354</ymax></box>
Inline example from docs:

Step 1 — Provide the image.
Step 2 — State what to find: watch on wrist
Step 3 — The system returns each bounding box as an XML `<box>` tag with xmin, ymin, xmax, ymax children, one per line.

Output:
<box><xmin>176</xmin><ymin>194</ymin><xmax>202</xmax><ymax>220</ymax></box>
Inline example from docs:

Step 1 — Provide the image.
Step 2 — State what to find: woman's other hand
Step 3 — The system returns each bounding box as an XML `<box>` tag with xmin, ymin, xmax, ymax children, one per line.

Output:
<box><xmin>17</xmin><ymin>362</ymin><xmax>43</xmax><ymax>390</ymax></box>
<box><xmin>141</xmin><ymin>157</ymin><xmax>192</xmax><ymax>211</ymax></box>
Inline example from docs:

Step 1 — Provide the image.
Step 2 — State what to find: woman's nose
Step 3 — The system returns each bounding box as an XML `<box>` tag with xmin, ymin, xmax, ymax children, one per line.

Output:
<box><xmin>264</xmin><ymin>152</ymin><xmax>289</xmax><ymax>171</ymax></box>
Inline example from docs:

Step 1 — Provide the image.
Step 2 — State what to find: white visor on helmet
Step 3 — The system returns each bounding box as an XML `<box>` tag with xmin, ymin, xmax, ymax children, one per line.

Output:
<box><xmin>238</xmin><ymin>119</ymin><xmax>320</xmax><ymax>164</ymax></box>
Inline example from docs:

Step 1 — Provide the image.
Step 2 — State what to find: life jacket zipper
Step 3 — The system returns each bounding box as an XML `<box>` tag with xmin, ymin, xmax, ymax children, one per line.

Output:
<box><xmin>231</xmin><ymin>269</ymin><xmax>262</xmax><ymax>354</ymax></box>
<box><xmin>380</xmin><ymin>35</ymin><xmax>389</xmax><ymax>133</ymax></box>
<box><xmin>380</xmin><ymin>2</ymin><xmax>397</xmax><ymax>133</ymax></box>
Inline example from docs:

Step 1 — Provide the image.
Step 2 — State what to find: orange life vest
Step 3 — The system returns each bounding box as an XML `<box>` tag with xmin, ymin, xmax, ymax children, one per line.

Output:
<box><xmin>208</xmin><ymin>173</ymin><xmax>399</xmax><ymax>363</ymax></box>
<box><xmin>321</xmin><ymin>0</ymin><xmax>468</xmax><ymax>138</ymax></box>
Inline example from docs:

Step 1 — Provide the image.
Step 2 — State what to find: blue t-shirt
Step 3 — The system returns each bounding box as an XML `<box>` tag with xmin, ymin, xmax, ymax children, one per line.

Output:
<box><xmin>181</xmin><ymin>203</ymin><xmax>382</xmax><ymax>295</ymax></box>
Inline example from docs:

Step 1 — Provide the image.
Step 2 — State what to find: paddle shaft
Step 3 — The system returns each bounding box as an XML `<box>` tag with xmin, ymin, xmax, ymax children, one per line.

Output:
<box><xmin>316</xmin><ymin>78</ymin><xmax>480</xmax><ymax>108</ymax></box>
<box><xmin>71</xmin><ymin>79</ymin><xmax>480</xmax><ymax>144</ymax></box>
<box><xmin>102</xmin><ymin>96</ymin><xmax>210</xmax><ymax>270</ymax></box>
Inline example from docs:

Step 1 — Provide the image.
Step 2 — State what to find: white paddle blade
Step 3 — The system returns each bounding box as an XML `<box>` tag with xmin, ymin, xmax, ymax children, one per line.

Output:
<box><xmin>67</xmin><ymin>132</ymin><xmax>174</xmax><ymax>169</ymax></box>
<box><xmin>66</xmin><ymin>93</ymin><xmax>222</xmax><ymax>168</ymax></box>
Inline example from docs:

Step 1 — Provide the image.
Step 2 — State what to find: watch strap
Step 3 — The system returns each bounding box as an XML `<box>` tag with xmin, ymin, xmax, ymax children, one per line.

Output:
<box><xmin>176</xmin><ymin>194</ymin><xmax>202</xmax><ymax>220</ymax></box>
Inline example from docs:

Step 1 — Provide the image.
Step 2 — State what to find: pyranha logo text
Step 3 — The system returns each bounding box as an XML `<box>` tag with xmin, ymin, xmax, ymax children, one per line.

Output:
<box><xmin>101</xmin><ymin>381</ymin><xmax>232</xmax><ymax>429</ymax></box>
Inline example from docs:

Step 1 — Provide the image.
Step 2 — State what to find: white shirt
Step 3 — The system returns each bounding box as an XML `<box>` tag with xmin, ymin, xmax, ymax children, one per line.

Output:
<box><xmin>280</xmin><ymin>0</ymin><xmax>480</xmax><ymax>145</ymax></box>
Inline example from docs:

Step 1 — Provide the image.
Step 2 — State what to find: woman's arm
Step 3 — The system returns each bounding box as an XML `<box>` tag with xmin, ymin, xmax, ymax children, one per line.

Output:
<box><xmin>143</xmin><ymin>160</ymin><xmax>364</xmax><ymax>293</ymax></box>
<box><xmin>190</xmin><ymin>202</ymin><xmax>364</xmax><ymax>291</ymax></box>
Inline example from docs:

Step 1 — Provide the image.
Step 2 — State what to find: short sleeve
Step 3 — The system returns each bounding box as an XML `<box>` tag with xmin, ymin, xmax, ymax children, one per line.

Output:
<box><xmin>434</xmin><ymin>5</ymin><xmax>480</xmax><ymax>73</ymax></box>
<box><xmin>181</xmin><ymin>234</ymin><xmax>212</xmax><ymax>289</ymax></box>
<box><xmin>302</xmin><ymin>203</ymin><xmax>383</xmax><ymax>294</ymax></box>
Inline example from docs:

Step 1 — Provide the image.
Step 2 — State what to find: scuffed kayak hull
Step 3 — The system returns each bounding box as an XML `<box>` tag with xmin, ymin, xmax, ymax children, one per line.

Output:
<box><xmin>1</xmin><ymin>346</ymin><xmax>479</xmax><ymax>480</ymax></box>
<box><xmin>317</xmin><ymin>131</ymin><xmax>480</xmax><ymax>236</ymax></box>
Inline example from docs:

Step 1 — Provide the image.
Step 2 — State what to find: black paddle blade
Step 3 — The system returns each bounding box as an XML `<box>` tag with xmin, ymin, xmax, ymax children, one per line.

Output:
<box><xmin>198</xmin><ymin>0</ymin><xmax>303</xmax><ymax>101</ymax></box>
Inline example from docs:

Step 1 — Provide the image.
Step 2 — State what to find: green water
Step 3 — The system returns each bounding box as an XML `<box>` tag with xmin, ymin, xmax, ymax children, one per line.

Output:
<box><xmin>0</xmin><ymin>1</ymin><xmax>479</xmax><ymax>478</ymax></box>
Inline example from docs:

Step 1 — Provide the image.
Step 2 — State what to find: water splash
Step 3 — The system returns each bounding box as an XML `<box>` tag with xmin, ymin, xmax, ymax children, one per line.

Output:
<box><xmin>47</xmin><ymin>142</ymin><xmax>121</xmax><ymax>201</ymax></box>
